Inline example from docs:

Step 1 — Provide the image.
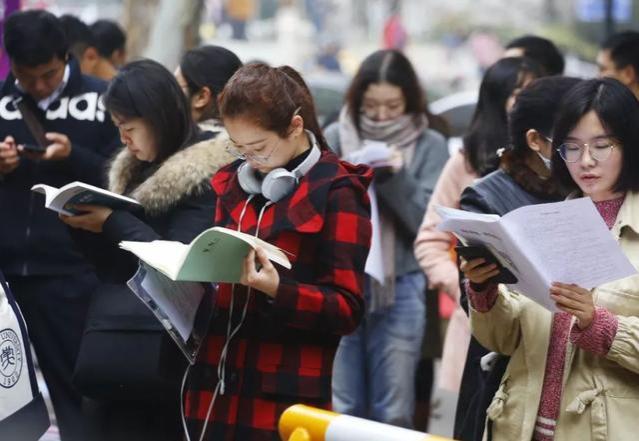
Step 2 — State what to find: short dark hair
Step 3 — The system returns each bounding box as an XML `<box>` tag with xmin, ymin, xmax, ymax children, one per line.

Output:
<box><xmin>464</xmin><ymin>57</ymin><xmax>542</xmax><ymax>176</ymax></box>
<box><xmin>90</xmin><ymin>19</ymin><xmax>126</xmax><ymax>58</ymax></box>
<box><xmin>59</xmin><ymin>14</ymin><xmax>95</xmax><ymax>61</ymax></box>
<box><xmin>506</xmin><ymin>35</ymin><xmax>565</xmax><ymax>76</ymax></box>
<box><xmin>3</xmin><ymin>10</ymin><xmax>68</xmax><ymax>67</ymax></box>
<box><xmin>345</xmin><ymin>49</ymin><xmax>425</xmax><ymax>132</ymax></box>
<box><xmin>103</xmin><ymin>59</ymin><xmax>198</xmax><ymax>163</ymax></box>
<box><xmin>551</xmin><ymin>78</ymin><xmax>639</xmax><ymax>193</ymax></box>
<box><xmin>601</xmin><ymin>31</ymin><xmax>639</xmax><ymax>76</ymax></box>
<box><xmin>509</xmin><ymin>76</ymin><xmax>582</xmax><ymax>157</ymax></box>
<box><xmin>179</xmin><ymin>45</ymin><xmax>242</xmax><ymax>119</ymax></box>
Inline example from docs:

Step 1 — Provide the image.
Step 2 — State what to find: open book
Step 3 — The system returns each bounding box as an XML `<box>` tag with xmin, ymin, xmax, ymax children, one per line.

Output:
<box><xmin>436</xmin><ymin>197</ymin><xmax>637</xmax><ymax>312</ymax></box>
<box><xmin>119</xmin><ymin>226</ymin><xmax>292</xmax><ymax>283</ymax></box>
<box><xmin>32</xmin><ymin>181</ymin><xmax>141</xmax><ymax>216</ymax></box>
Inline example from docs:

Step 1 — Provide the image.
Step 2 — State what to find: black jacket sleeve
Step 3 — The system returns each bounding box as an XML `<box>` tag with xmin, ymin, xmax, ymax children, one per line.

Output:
<box><xmin>72</xmin><ymin>190</ymin><xmax>216</xmax><ymax>283</ymax></box>
<box><xmin>459</xmin><ymin>185</ymin><xmax>493</xmax><ymax>214</ymax></box>
<box><xmin>102</xmin><ymin>190</ymin><xmax>216</xmax><ymax>244</ymax></box>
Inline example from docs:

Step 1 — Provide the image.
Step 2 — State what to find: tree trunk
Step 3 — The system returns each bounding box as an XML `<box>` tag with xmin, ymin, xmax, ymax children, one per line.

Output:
<box><xmin>121</xmin><ymin>0</ymin><xmax>160</xmax><ymax>61</ymax></box>
<box><xmin>121</xmin><ymin>0</ymin><xmax>204</xmax><ymax>69</ymax></box>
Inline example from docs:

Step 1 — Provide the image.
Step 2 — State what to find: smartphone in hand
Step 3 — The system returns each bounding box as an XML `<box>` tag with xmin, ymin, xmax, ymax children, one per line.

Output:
<box><xmin>455</xmin><ymin>245</ymin><xmax>518</xmax><ymax>284</ymax></box>
<box><xmin>12</xmin><ymin>96</ymin><xmax>49</xmax><ymax>153</ymax></box>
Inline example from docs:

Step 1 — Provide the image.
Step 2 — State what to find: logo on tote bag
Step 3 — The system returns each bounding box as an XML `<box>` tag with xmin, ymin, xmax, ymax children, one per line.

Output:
<box><xmin>0</xmin><ymin>328</ymin><xmax>23</xmax><ymax>388</ymax></box>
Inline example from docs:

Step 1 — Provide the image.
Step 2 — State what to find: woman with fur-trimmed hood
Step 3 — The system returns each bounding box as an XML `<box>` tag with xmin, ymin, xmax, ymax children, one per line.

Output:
<box><xmin>60</xmin><ymin>60</ymin><xmax>233</xmax><ymax>441</ymax></box>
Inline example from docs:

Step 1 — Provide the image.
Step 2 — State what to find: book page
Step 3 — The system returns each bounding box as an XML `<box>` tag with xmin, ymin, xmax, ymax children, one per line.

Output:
<box><xmin>32</xmin><ymin>181</ymin><xmax>141</xmax><ymax>215</ymax></box>
<box><xmin>119</xmin><ymin>240</ymin><xmax>189</xmax><ymax>279</ymax></box>
<box><xmin>127</xmin><ymin>264</ymin><xmax>211</xmax><ymax>364</ymax></box>
<box><xmin>57</xmin><ymin>182</ymin><xmax>140</xmax><ymax>212</ymax></box>
<box><xmin>437</xmin><ymin>206</ymin><xmax>555</xmax><ymax>310</ymax></box>
<box><xmin>31</xmin><ymin>184</ymin><xmax>57</xmax><ymax>207</ymax></box>
<box><xmin>501</xmin><ymin>198</ymin><xmax>636</xmax><ymax>289</ymax></box>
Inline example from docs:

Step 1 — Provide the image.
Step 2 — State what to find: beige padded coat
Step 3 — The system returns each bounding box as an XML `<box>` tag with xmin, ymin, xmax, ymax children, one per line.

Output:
<box><xmin>471</xmin><ymin>191</ymin><xmax>639</xmax><ymax>441</ymax></box>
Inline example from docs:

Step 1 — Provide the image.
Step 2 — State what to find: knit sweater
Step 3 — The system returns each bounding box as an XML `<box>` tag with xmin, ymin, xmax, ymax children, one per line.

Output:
<box><xmin>467</xmin><ymin>196</ymin><xmax>624</xmax><ymax>440</ymax></box>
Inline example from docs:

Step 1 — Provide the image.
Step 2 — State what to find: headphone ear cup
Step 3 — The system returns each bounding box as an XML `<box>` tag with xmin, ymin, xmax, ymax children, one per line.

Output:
<box><xmin>237</xmin><ymin>162</ymin><xmax>263</xmax><ymax>195</ymax></box>
<box><xmin>261</xmin><ymin>168</ymin><xmax>297</xmax><ymax>202</ymax></box>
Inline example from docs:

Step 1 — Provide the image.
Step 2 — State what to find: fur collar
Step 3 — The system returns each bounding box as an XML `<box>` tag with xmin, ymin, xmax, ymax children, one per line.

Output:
<box><xmin>499</xmin><ymin>149</ymin><xmax>565</xmax><ymax>200</ymax></box>
<box><xmin>108</xmin><ymin>133</ymin><xmax>232</xmax><ymax>216</ymax></box>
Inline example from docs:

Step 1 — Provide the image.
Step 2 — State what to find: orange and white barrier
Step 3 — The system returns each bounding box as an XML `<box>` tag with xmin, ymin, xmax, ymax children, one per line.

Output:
<box><xmin>279</xmin><ymin>404</ymin><xmax>454</xmax><ymax>441</ymax></box>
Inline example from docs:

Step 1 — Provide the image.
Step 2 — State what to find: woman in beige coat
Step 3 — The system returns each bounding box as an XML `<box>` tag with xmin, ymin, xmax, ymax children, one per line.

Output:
<box><xmin>462</xmin><ymin>78</ymin><xmax>639</xmax><ymax>440</ymax></box>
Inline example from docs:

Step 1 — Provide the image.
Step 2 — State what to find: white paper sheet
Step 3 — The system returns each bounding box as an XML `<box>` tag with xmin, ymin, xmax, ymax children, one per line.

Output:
<box><xmin>345</xmin><ymin>140</ymin><xmax>392</xmax><ymax>168</ymax></box>
<box><xmin>437</xmin><ymin>198</ymin><xmax>637</xmax><ymax>311</ymax></box>
<box><xmin>364</xmin><ymin>185</ymin><xmax>385</xmax><ymax>284</ymax></box>
<box><xmin>128</xmin><ymin>264</ymin><xmax>204</xmax><ymax>341</ymax></box>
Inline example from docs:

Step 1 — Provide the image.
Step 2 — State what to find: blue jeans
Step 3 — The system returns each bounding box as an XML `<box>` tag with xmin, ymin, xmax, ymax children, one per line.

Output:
<box><xmin>332</xmin><ymin>271</ymin><xmax>426</xmax><ymax>428</ymax></box>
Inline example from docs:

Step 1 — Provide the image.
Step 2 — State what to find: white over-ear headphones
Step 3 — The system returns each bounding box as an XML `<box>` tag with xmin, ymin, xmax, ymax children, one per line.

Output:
<box><xmin>237</xmin><ymin>130</ymin><xmax>321</xmax><ymax>202</ymax></box>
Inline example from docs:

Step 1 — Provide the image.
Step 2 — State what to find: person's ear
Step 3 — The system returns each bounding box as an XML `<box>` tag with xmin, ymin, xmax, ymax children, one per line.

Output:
<box><xmin>526</xmin><ymin>129</ymin><xmax>544</xmax><ymax>152</ymax></box>
<box><xmin>80</xmin><ymin>47</ymin><xmax>100</xmax><ymax>74</ymax></box>
<box><xmin>618</xmin><ymin>64</ymin><xmax>638</xmax><ymax>88</ymax></box>
<box><xmin>193</xmin><ymin>86</ymin><xmax>212</xmax><ymax>111</ymax></box>
<box><xmin>108</xmin><ymin>49</ymin><xmax>125</xmax><ymax>68</ymax></box>
<box><xmin>289</xmin><ymin>113</ymin><xmax>305</xmax><ymax>138</ymax></box>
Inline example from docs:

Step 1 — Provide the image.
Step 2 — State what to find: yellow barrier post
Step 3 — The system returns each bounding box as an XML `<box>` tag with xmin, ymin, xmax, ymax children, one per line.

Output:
<box><xmin>279</xmin><ymin>404</ymin><xmax>455</xmax><ymax>441</ymax></box>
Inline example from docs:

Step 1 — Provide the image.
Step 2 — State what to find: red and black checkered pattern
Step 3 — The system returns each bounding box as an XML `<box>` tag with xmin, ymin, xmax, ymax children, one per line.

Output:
<box><xmin>184</xmin><ymin>149</ymin><xmax>372</xmax><ymax>441</ymax></box>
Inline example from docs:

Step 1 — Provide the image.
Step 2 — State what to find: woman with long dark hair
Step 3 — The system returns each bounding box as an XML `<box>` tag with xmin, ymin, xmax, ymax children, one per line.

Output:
<box><xmin>414</xmin><ymin>57</ymin><xmax>541</xmax><ymax>395</ymax></box>
<box><xmin>324</xmin><ymin>49</ymin><xmax>449</xmax><ymax>427</ymax></box>
<box><xmin>454</xmin><ymin>76</ymin><xmax>581</xmax><ymax>441</ymax></box>
<box><xmin>462</xmin><ymin>78</ymin><xmax>639</xmax><ymax>440</ymax></box>
<box><xmin>183</xmin><ymin>63</ymin><xmax>372</xmax><ymax>440</ymax></box>
<box><xmin>60</xmin><ymin>59</ymin><xmax>231</xmax><ymax>440</ymax></box>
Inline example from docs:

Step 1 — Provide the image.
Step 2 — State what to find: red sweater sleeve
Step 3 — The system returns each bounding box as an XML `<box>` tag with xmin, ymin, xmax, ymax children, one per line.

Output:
<box><xmin>465</xmin><ymin>279</ymin><xmax>499</xmax><ymax>312</ymax></box>
<box><xmin>570</xmin><ymin>307</ymin><xmax>618</xmax><ymax>355</ymax></box>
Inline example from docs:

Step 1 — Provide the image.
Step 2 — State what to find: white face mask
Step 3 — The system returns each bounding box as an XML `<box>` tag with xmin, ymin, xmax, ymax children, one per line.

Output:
<box><xmin>536</xmin><ymin>151</ymin><xmax>552</xmax><ymax>170</ymax></box>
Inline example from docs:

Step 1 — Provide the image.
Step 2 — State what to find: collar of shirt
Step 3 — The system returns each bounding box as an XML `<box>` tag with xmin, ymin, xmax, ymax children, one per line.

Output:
<box><xmin>14</xmin><ymin>64</ymin><xmax>71</xmax><ymax>111</ymax></box>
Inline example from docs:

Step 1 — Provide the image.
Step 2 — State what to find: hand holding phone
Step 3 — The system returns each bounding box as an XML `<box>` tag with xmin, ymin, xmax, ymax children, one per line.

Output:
<box><xmin>0</xmin><ymin>136</ymin><xmax>20</xmax><ymax>174</ymax></box>
<box><xmin>12</xmin><ymin>96</ymin><xmax>50</xmax><ymax>155</ymax></box>
<box><xmin>456</xmin><ymin>245</ymin><xmax>518</xmax><ymax>284</ymax></box>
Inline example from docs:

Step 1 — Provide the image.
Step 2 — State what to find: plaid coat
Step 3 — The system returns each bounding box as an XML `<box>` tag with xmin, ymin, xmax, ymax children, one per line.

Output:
<box><xmin>185</xmin><ymin>149</ymin><xmax>372</xmax><ymax>441</ymax></box>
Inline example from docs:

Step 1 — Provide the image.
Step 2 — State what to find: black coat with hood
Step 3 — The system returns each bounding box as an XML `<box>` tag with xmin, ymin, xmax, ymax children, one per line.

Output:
<box><xmin>69</xmin><ymin>131</ymin><xmax>232</xmax><ymax>441</ymax></box>
<box><xmin>82</xmin><ymin>130</ymin><xmax>232</xmax><ymax>285</ymax></box>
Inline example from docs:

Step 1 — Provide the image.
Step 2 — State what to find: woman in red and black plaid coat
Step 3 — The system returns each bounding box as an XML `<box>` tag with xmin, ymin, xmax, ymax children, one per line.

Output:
<box><xmin>183</xmin><ymin>63</ymin><xmax>372</xmax><ymax>441</ymax></box>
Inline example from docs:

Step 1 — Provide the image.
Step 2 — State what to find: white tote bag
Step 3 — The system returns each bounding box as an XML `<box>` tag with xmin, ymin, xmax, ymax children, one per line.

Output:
<box><xmin>0</xmin><ymin>272</ymin><xmax>49</xmax><ymax>440</ymax></box>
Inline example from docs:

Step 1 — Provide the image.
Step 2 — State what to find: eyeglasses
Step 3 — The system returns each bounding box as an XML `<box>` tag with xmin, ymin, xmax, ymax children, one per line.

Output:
<box><xmin>556</xmin><ymin>141</ymin><xmax>618</xmax><ymax>163</ymax></box>
<box><xmin>224</xmin><ymin>107</ymin><xmax>301</xmax><ymax>164</ymax></box>
<box><xmin>225</xmin><ymin>139</ymin><xmax>280</xmax><ymax>164</ymax></box>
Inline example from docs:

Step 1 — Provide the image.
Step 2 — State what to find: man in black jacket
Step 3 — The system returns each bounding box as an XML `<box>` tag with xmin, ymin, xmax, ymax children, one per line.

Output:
<box><xmin>0</xmin><ymin>10</ymin><xmax>119</xmax><ymax>441</ymax></box>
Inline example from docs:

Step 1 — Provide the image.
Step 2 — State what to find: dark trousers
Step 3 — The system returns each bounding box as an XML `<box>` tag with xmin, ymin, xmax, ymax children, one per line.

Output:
<box><xmin>7</xmin><ymin>272</ymin><xmax>97</xmax><ymax>441</ymax></box>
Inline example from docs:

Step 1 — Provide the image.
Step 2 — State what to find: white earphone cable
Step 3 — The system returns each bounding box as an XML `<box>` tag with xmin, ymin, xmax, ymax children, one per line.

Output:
<box><xmin>181</xmin><ymin>195</ymin><xmax>271</xmax><ymax>441</ymax></box>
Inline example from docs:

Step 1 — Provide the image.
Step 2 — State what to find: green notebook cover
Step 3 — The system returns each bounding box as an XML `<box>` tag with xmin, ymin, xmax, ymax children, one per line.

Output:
<box><xmin>120</xmin><ymin>227</ymin><xmax>291</xmax><ymax>283</ymax></box>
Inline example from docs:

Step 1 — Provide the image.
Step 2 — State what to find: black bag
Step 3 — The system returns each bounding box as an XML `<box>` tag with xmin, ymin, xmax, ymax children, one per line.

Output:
<box><xmin>0</xmin><ymin>272</ymin><xmax>50</xmax><ymax>440</ymax></box>
<box><xmin>72</xmin><ymin>283</ymin><xmax>186</xmax><ymax>402</ymax></box>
